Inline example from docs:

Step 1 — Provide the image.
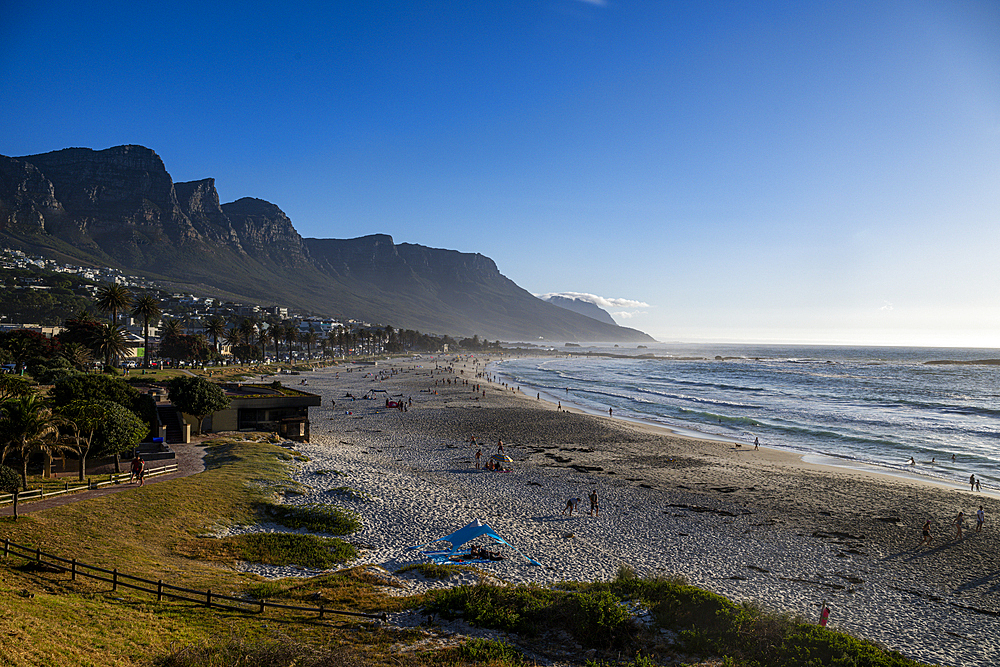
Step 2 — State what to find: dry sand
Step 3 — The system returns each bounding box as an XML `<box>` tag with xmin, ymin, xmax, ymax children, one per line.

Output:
<box><xmin>238</xmin><ymin>358</ymin><xmax>1000</xmax><ymax>667</ymax></box>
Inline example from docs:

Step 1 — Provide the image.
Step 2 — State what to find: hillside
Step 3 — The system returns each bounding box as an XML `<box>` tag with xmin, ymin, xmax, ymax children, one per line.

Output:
<box><xmin>0</xmin><ymin>146</ymin><xmax>653</xmax><ymax>342</ymax></box>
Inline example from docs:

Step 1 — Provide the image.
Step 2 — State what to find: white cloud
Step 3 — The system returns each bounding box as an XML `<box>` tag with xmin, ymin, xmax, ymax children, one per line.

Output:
<box><xmin>880</xmin><ymin>301</ymin><xmax>894</xmax><ymax>311</ymax></box>
<box><xmin>536</xmin><ymin>291</ymin><xmax>650</xmax><ymax>310</ymax></box>
<box><xmin>612</xmin><ymin>311</ymin><xmax>647</xmax><ymax>319</ymax></box>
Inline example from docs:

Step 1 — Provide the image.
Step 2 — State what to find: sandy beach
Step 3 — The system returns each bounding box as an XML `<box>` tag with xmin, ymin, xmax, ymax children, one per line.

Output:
<box><xmin>236</xmin><ymin>358</ymin><xmax>1000</xmax><ymax>667</ymax></box>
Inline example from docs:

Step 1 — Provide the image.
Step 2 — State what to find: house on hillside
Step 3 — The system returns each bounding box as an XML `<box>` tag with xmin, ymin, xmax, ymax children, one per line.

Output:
<box><xmin>201</xmin><ymin>383</ymin><xmax>322</xmax><ymax>442</ymax></box>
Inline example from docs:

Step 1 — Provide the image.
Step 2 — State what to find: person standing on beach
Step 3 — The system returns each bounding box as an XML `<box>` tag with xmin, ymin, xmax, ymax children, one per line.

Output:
<box><xmin>497</xmin><ymin>439</ymin><xmax>504</xmax><ymax>454</ymax></box>
<box><xmin>754</xmin><ymin>437</ymin><xmax>759</xmax><ymax>450</ymax></box>
<box><xmin>589</xmin><ymin>489</ymin><xmax>599</xmax><ymax>516</ymax></box>
<box><xmin>475</xmin><ymin>449</ymin><xmax>482</xmax><ymax>469</ymax></box>
<box><xmin>920</xmin><ymin>519</ymin><xmax>932</xmax><ymax>546</ymax></box>
<box><xmin>954</xmin><ymin>511</ymin><xmax>965</xmax><ymax>539</ymax></box>
<box><xmin>609</xmin><ymin>407</ymin><xmax>613</xmax><ymax>417</ymax></box>
<box><xmin>976</xmin><ymin>506</ymin><xmax>985</xmax><ymax>533</ymax></box>
<box><xmin>970</xmin><ymin>474</ymin><xmax>976</xmax><ymax>491</ymax></box>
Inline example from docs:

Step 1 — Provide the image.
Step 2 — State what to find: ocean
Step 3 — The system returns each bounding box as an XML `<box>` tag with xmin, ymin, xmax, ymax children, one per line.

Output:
<box><xmin>490</xmin><ymin>344</ymin><xmax>1000</xmax><ymax>490</ymax></box>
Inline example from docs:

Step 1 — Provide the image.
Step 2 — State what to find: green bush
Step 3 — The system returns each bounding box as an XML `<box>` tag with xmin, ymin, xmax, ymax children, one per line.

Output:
<box><xmin>260</xmin><ymin>502</ymin><xmax>361</xmax><ymax>535</ymax></box>
<box><xmin>233</xmin><ymin>533</ymin><xmax>356</xmax><ymax>568</ymax></box>
<box><xmin>397</xmin><ymin>562</ymin><xmax>466</xmax><ymax>580</ymax></box>
<box><xmin>454</xmin><ymin>638</ymin><xmax>524</xmax><ymax>665</ymax></box>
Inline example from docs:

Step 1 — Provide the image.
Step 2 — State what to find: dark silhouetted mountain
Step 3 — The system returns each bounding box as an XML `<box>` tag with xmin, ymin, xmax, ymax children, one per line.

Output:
<box><xmin>0</xmin><ymin>145</ymin><xmax>654</xmax><ymax>343</ymax></box>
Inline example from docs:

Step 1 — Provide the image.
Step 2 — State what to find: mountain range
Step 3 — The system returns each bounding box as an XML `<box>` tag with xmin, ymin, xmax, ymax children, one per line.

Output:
<box><xmin>0</xmin><ymin>145</ymin><xmax>653</xmax><ymax>343</ymax></box>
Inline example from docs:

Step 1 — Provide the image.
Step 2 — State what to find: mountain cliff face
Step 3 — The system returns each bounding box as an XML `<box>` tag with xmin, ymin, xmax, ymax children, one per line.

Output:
<box><xmin>0</xmin><ymin>145</ymin><xmax>654</xmax><ymax>343</ymax></box>
<box><xmin>541</xmin><ymin>295</ymin><xmax>618</xmax><ymax>326</ymax></box>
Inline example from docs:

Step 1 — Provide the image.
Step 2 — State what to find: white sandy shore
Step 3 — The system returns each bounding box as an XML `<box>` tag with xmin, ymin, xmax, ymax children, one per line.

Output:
<box><xmin>230</xmin><ymin>359</ymin><xmax>1000</xmax><ymax>667</ymax></box>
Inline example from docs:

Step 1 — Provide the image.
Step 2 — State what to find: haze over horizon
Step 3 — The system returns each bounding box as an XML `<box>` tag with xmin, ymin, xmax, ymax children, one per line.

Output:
<box><xmin>3</xmin><ymin>1</ymin><xmax>998</xmax><ymax>348</ymax></box>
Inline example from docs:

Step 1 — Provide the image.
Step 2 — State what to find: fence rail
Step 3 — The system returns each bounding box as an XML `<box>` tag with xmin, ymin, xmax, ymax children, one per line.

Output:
<box><xmin>2</xmin><ymin>538</ymin><xmax>387</xmax><ymax>621</ymax></box>
<box><xmin>0</xmin><ymin>464</ymin><xmax>179</xmax><ymax>506</ymax></box>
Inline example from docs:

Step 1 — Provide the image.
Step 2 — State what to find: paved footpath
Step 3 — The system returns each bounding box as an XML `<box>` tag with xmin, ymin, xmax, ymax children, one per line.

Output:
<box><xmin>0</xmin><ymin>441</ymin><xmax>207</xmax><ymax>517</ymax></box>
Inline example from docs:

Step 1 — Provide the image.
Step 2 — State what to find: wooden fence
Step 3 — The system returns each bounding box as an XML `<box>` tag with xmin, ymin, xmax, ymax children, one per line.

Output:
<box><xmin>0</xmin><ymin>464</ymin><xmax>178</xmax><ymax>506</ymax></box>
<box><xmin>2</xmin><ymin>538</ymin><xmax>387</xmax><ymax>621</ymax></box>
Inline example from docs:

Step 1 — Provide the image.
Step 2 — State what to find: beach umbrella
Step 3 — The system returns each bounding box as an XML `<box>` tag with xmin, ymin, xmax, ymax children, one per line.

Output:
<box><xmin>491</xmin><ymin>453</ymin><xmax>513</xmax><ymax>463</ymax></box>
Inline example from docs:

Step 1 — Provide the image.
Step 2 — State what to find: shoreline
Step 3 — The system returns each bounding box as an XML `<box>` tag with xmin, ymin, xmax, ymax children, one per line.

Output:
<box><xmin>264</xmin><ymin>358</ymin><xmax>998</xmax><ymax>667</ymax></box>
<box><xmin>487</xmin><ymin>357</ymin><xmax>999</xmax><ymax>500</ymax></box>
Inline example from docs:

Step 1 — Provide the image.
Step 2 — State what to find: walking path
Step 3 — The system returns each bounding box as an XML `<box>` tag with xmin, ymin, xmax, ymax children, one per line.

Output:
<box><xmin>0</xmin><ymin>440</ymin><xmax>208</xmax><ymax>517</ymax></box>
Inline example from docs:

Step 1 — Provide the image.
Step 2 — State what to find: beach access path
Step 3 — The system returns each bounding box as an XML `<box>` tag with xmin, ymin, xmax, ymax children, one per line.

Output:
<box><xmin>0</xmin><ymin>441</ymin><xmax>207</xmax><ymax>518</ymax></box>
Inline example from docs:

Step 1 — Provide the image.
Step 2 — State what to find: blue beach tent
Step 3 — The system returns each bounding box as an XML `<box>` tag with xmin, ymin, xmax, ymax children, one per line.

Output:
<box><xmin>410</xmin><ymin>519</ymin><xmax>543</xmax><ymax>566</ymax></box>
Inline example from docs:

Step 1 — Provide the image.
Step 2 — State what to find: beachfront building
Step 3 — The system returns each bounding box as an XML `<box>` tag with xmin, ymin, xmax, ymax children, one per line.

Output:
<box><xmin>199</xmin><ymin>383</ymin><xmax>322</xmax><ymax>442</ymax></box>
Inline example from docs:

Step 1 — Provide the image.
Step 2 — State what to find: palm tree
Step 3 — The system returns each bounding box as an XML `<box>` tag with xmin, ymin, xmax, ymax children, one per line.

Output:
<box><xmin>160</xmin><ymin>318</ymin><xmax>183</xmax><ymax>341</ymax></box>
<box><xmin>131</xmin><ymin>293</ymin><xmax>161</xmax><ymax>369</ymax></box>
<box><xmin>93</xmin><ymin>323</ymin><xmax>128</xmax><ymax>369</ymax></box>
<box><xmin>0</xmin><ymin>394</ymin><xmax>73</xmax><ymax>490</ymax></box>
<box><xmin>303</xmin><ymin>330</ymin><xmax>318</xmax><ymax>360</ymax></box>
<box><xmin>283</xmin><ymin>324</ymin><xmax>299</xmax><ymax>361</ymax></box>
<box><xmin>96</xmin><ymin>283</ymin><xmax>133</xmax><ymax>327</ymax></box>
<box><xmin>223</xmin><ymin>327</ymin><xmax>243</xmax><ymax>361</ymax></box>
<box><xmin>61</xmin><ymin>342</ymin><xmax>94</xmax><ymax>372</ymax></box>
<box><xmin>204</xmin><ymin>317</ymin><xmax>226</xmax><ymax>355</ymax></box>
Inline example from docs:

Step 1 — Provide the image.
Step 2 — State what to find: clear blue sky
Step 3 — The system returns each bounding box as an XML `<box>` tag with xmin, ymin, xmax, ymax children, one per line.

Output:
<box><xmin>3</xmin><ymin>1</ymin><xmax>999</xmax><ymax>346</ymax></box>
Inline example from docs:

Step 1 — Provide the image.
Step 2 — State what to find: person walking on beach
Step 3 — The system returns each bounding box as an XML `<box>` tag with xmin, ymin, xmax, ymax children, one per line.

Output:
<box><xmin>475</xmin><ymin>449</ymin><xmax>482</xmax><ymax>469</ymax></box>
<box><xmin>754</xmin><ymin>437</ymin><xmax>759</xmax><ymax>450</ymax></box>
<box><xmin>954</xmin><ymin>511</ymin><xmax>965</xmax><ymax>539</ymax></box>
<box><xmin>589</xmin><ymin>489</ymin><xmax>599</xmax><ymax>516</ymax></box>
<box><xmin>920</xmin><ymin>518</ymin><xmax>932</xmax><ymax>546</ymax></box>
<box><xmin>976</xmin><ymin>506</ymin><xmax>985</xmax><ymax>533</ymax></box>
<box><xmin>562</xmin><ymin>498</ymin><xmax>579</xmax><ymax>515</ymax></box>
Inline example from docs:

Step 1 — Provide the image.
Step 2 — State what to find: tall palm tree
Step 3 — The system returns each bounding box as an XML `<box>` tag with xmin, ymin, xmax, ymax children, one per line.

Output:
<box><xmin>303</xmin><ymin>330</ymin><xmax>317</xmax><ymax>360</ymax></box>
<box><xmin>96</xmin><ymin>283</ymin><xmax>132</xmax><ymax>326</ymax></box>
<box><xmin>0</xmin><ymin>394</ymin><xmax>72</xmax><ymax>490</ymax></box>
<box><xmin>204</xmin><ymin>317</ymin><xmax>226</xmax><ymax>354</ymax></box>
<box><xmin>131</xmin><ymin>293</ymin><xmax>161</xmax><ymax>369</ymax></box>
<box><xmin>223</xmin><ymin>327</ymin><xmax>243</xmax><ymax>361</ymax></box>
<box><xmin>283</xmin><ymin>324</ymin><xmax>299</xmax><ymax>361</ymax></box>
<box><xmin>93</xmin><ymin>323</ymin><xmax>128</xmax><ymax>369</ymax></box>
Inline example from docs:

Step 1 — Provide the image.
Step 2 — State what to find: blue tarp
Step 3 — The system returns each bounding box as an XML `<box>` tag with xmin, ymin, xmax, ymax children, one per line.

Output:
<box><xmin>409</xmin><ymin>518</ymin><xmax>543</xmax><ymax>566</ymax></box>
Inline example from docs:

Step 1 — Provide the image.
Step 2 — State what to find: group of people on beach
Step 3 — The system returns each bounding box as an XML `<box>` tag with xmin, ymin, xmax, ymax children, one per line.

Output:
<box><xmin>920</xmin><ymin>505</ymin><xmax>986</xmax><ymax>545</ymax></box>
<box><xmin>472</xmin><ymin>436</ymin><xmax>510</xmax><ymax>472</ymax></box>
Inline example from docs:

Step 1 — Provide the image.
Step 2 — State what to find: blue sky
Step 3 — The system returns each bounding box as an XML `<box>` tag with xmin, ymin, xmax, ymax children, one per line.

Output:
<box><xmin>3</xmin><ymin>1</ymin><xmax>999</xmax><ymax>346</ymax></box>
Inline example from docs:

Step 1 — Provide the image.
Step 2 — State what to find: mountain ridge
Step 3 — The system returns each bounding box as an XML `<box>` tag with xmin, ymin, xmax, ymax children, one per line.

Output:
<box><xmin>0</xmin><ymin>145</ymin><xmax>654</xmax><ymax>343</ymax></box>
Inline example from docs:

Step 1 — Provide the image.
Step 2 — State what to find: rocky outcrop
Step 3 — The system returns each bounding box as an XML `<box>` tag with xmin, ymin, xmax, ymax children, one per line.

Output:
<box><xmin>222</xmin><ymin>197</ymin><xmax>311</xmax><ymax>268</ymax></box>
<box><xmin>15</xmin><ymin>146</ymin><xmax>197</xmax><ymax>243</ymax></box>
<box><xmin>0</xmin><ymin>155</ymin><xmax>64</xmax><ymax>233</ymax></box>
<box><xmin>174</xmin><ymin>178</ymin><xmax>244</xmax><ymax>249</ymax></box>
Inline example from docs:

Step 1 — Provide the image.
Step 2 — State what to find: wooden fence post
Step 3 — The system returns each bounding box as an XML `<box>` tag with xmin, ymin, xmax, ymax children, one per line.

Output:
<box><xmin>112</xmin><ymin>569</ymin><xmax>118</xmax><ymax>592</ymax></box>
<box><xmin>206</xmin><ymin>590</ymin><xmax>212</xmax><ymax>608</ymax></box>
<box><xmin>71</xmin><ymin>559</ymin><xmax>77</xmax><ymax>581</ymax></box>
<box><xmin>319</xmin><ymin>604</ymin><xmax>325</xmax><ymax>619</ymax></box>
<box><xmin>259</xmin><ymin>600</ymin><xmax>265</xmax><ymax>614</ymax></box>
<box><xmin>3</xmin><ymin>539</ymin><xmax>8</xmax><ymax>559</ymax></box>
<box><xmin>35</xmin><ymin>548</ymin><xmax>41</xmax><ymax>564</ymax></box>
<box><xmin>157</xmin><ymin>580</ymin><xmax>163</xmax><ymax>602</ymax></box>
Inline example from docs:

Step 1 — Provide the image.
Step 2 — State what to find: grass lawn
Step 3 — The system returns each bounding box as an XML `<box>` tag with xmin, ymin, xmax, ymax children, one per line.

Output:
<box><xmin>0</xmin><ymin>436</ymin><xmax>425</xmax><ymax>667</ymax></box>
